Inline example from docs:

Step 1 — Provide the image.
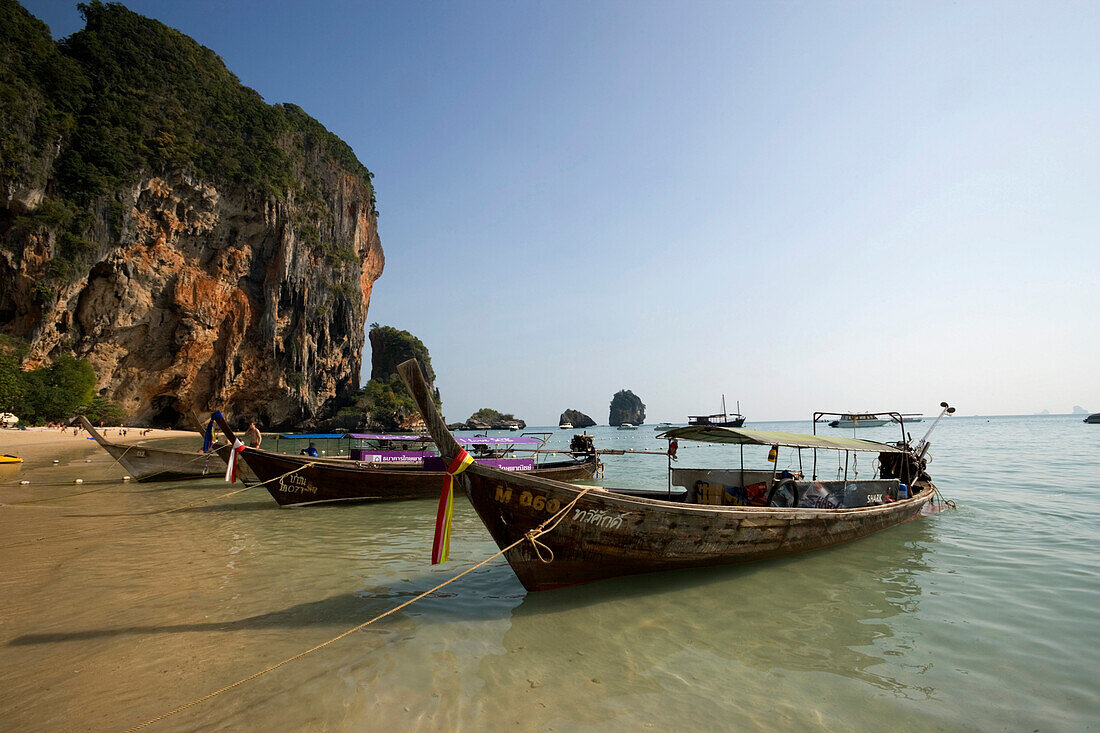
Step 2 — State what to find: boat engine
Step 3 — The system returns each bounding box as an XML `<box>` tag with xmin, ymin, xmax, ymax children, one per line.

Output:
<box><xmin>570</xmin><ymin>434</ymin><xmax>596</xmax><ymax>455</ymax></box>
<box><xmin>878</xmin><ymin>450</ymin><xmax>930</xmax><ymax>487</ymax></box>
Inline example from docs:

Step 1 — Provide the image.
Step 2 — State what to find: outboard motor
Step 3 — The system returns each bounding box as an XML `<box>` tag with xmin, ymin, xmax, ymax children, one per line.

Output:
<box><xmin>570</xmin><ymin>434</ymin><xmax>596</xmax><ymax>455</ymax></box>
<box><xmin>878</xmin><ymin>450</ymin><xmax>929</xmax><ymax>487</ymax></box>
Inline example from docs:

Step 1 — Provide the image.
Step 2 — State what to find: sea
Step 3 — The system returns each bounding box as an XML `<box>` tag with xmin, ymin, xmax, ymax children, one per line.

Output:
<box><xmin>0</xmin><ymin>414</ymin><xmax>1097</xmax><ymax>731</ymax></box>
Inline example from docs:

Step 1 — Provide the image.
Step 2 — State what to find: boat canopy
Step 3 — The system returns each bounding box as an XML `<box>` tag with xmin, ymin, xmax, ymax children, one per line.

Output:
<box><xmin>344</xmin><ymin>433</ymin><xmax>432</xmax><ymax>442</ymax></box>
<box><xmin>658</xmin><ymin>426</ymin><xmax>906</xmax><ymax>453</ymax></box>
<box><xmin>277</xmin><ymin>433</ymin><xmax>346</xmax><ymax>440</ymax></box>
<box><xmin>344</xmin><ymin>433</ymin><xmax>545</xmax><ymax>445</ymax></box>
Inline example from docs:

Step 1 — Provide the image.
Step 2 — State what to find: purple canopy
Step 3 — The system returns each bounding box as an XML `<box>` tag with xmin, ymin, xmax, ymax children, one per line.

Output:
<box><xmin>343</xmin><ymin>433</ymin><xmax>544</xmax><ymax>445</ymax></box>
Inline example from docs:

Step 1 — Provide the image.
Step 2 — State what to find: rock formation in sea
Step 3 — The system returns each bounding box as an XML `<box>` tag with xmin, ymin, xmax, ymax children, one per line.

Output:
<box><xmin>460</xmin><ymin>408</ymin><xmax>525</xmax><ymax>431</ymax></box>
<box><xmin>559</xmin><ymin>409</ymin><xmax>595</xmax><ymax>428</ymax></box>
<box><xmin>331</xmin><ymin>325</ymin><xmax>438</xmax><ymax>431</ymax></box>
<box><xmin>609</xmin><ymin>390</ymin><xmax>646</xmax><ymax>426</ymax></box>
<box><xmin>0</xmin><ymin>2</ymin><xmax>383</xmax><ymax>428</ymax></box>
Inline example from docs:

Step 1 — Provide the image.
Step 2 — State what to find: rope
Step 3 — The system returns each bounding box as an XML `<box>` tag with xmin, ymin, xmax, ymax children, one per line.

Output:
<box><xmin>125</xmin><ymin>485</ymin><xmax>593</xmax><ymax>732</ymax></box>
<box><xmin>148</xmin><ymin>462</ymin><xmax>315</xmax><ymax>516</ymax></box>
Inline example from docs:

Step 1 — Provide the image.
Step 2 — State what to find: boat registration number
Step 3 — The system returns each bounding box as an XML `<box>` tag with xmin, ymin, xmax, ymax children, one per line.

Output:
<box><xmin>280</xmin><ymin>473</ymin><xmax>319</xmax><ymax>495</ymax></box>
<box><xmin>495</xmin><ymin>486</ymin><xmax>562</xmax><ymax>514</ymax></box>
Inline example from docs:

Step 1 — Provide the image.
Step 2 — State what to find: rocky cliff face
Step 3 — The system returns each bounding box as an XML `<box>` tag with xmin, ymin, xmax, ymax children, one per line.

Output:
<box><xmin>609</xmin><ymin>390</ymin><xmax>646</xmax><ymax>426</ymax></box>
<box><xmin>0</xmin><ymin>2</ymin><xmax>383</xmax><ymax>427</ymax></box>
<box><xmin>559</xmin><ymin>409</ymin><xmax>595</xmax><ymax>428</ymax></box>
<box><xmin>8</xmin><ymin>170</ymin><xmax>382</xmax><ymax>427</ymax></box>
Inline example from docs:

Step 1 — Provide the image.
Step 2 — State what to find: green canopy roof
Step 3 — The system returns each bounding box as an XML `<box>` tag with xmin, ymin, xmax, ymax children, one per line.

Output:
<box><xmin>658</xmin><ymin>426</ymin><xmax>906</xmax><ymax>453</ymax></box>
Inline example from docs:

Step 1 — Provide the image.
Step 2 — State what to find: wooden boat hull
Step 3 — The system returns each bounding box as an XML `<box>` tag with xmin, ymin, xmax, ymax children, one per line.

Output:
<box><xmin>460</xmin><ymin>468</ymin><xmax>934</xmax><ymax>591</ymax></box>
<box><xmin>98</xmin><ymin>441</ymin><xmax>231</xmax><ymax>481</ymax></box>
<box><xmin>78</xmin><ymin>416</ymin><xmax>236</xmax><ymax>482</ymax></box>
<box><xmin>235</xmin><ymin>447</ymin><xmax>600</xmax><ymax>507</ymax></box>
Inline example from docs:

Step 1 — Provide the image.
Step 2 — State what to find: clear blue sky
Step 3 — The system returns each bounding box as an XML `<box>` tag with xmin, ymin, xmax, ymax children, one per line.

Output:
<box><xmin>23</xmin><ymin>0</ymin><xmax>1100</xmax><ymax>422</ymax></box>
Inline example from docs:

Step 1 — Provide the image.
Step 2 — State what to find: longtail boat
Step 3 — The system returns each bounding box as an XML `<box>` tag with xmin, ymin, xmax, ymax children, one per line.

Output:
<box><xmin>78</xmin><ymin>416</ymin><xmax>230</xmax><ymax>481</ymax></box>
<box><xmin>397</xmin><ymin>358</ymin><xmax>953</xmax><ymax>592</ymax></box>
<box><xmin>211</xmin><ymin>415</ymin><xmax>599</xmax><ymax>507</ymax></box>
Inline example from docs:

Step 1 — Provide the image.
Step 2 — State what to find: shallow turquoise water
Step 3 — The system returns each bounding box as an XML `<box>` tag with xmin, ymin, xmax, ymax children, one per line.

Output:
<box><xmin>0</xmin><ymin>415</ymin><xmax>1097</xmax><ymax>731</ymax></box>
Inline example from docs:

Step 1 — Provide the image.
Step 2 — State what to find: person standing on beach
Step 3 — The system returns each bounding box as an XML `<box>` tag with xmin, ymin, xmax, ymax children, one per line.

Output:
<box><xmin>245</xmin><ymin>422</ymin><xmax>262</xmax><ymax>448</ymax></box>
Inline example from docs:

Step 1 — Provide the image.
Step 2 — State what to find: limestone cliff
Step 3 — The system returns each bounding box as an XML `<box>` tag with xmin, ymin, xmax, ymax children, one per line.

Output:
<box><xmin>0</xmin><ymin>1</ymin><xmax>383</xmax><ymax>427</ymax></box>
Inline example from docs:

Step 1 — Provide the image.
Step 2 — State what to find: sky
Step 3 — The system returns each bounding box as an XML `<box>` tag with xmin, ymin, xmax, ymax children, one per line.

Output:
<box><xmin>21</xmin><ymin>0</ymin><xmax>1100</xmax><ymax>423</ymax></box>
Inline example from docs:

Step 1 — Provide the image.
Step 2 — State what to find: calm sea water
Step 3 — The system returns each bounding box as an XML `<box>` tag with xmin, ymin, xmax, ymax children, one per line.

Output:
<box><xmin>0</xmin><ymin>415</ymin><xmax>1097</xmax><ymax>731</ymax></box>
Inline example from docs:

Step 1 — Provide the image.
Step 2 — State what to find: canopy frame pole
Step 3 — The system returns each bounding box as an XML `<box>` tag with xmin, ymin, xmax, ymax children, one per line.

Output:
<box><xmin>667</xmin><ymin>438</ymin><xmax>672</xmax><ymax>497</ymax></box>
<box><xmin>739</xmin><ymin>444</ymin><xmax>744</xmax><ymax>490</ymax></box>
<box><xmin>843</xmin><ymin>451</ymin><xmax>850</xmax><ymax>485</ymax></box>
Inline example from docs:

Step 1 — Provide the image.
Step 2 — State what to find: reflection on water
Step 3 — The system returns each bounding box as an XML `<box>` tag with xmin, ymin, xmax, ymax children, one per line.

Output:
<box><xmin>467</xmin><ymin>523</ymin><xmax>938</xmax><ymax>729</ymax></box>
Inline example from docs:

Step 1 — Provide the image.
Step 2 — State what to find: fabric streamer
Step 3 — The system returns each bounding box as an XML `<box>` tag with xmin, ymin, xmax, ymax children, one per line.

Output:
<box><xmin>225</xmin><ymin>439</ymin><xmax>245</xmax><ymax>483</ymax></box>
<box><xmin>202</xmin><ymin>417</ymin><xmax>215</xmax><ymax>453</ymax></box>
<box><xmin>432</xmin><ymin>448</ymin><xmax>474</xmax><ymax>564</ymax></box>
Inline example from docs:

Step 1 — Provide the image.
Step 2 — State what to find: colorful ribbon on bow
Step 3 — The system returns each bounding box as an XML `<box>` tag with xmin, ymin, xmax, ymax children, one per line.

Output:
<box><xmin>202</xmin><ymin>416</ymin><xmax>216</xmax><ymax>453</ymax></box>
<box><xmin>432</xmin><ymin>448</ymin><xmax>475</xmax><ymax>564</ymax></box>
<box><xmin>225</xmin><ymin>438</ymin><xmax>245</xmax><ymax>483</ymax></box>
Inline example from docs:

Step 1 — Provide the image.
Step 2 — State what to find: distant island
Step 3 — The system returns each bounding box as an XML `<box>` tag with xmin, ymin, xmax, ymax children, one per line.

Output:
<box><xmin>1073</xmin><ymin>405</ymin><xmax>1090</xmax><ymax>415</ymax></box>
<box><xmin>559</xmin><ymin>409</ymin><xmax>595</xmax><ymax>428</ymax></box>
<box><xmin>451</xmin><ymin>408</ymin><xmax>525</xmax><ymax>431</ymax></box>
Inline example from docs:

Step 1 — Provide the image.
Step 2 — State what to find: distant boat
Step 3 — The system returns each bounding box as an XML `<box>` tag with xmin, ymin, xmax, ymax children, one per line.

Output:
<box><xmin>0</xmin><ymin>454</ymin><xmax>22</xmax><ymax>464</ymax></box>
<box><xmin>1085</xmin><ymin>413</ymin><xmax>1100</xmax><ymax>424</ymax></box>
<box><xmin>617</xmin><ymin>423</ymin><xmax>638</xmax><ymax>430</ymax></box>
<box><xmin>654</xmin><ymin>422</ymin><xmax>673</xmax><ymax>430</ymax></box>
<box><xmin>891</xmin><ymin>414</ymin><xmax>924</xmax><ymax>424</ymax></box>
<box><xmin>559</xmin><ymin>422</ymin><xmax>573</xmax><ymax>430</ymax></box>
<box><xmin>828</xmin><ymin>413</ymin><xmax>889</xmax><ymax>429</ymax></box>
<box><xmin>688</xmin><ymin>395</ymin><xmax>745</xmax><ymax>428</ymax></box>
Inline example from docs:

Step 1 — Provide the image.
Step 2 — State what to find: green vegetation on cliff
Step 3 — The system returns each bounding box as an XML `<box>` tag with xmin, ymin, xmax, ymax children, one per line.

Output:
<box><xmin>0</xmin><ymin>334</ymin><xmax>123</xmax><ymax>423</ymax></box>
<box><xmin>1</xmin><ymin>0</ymin><xmax>374</xmax><ymax>204</ymax></box>
<box><xmin>0</xmin><ymin>0</ymin><xmax>376</xmax><ymax>295</ymax></box>
<box><xmin>468</xmin><ymin>408</ymin><xmax>514</xmax><ymax>424</ymax></box>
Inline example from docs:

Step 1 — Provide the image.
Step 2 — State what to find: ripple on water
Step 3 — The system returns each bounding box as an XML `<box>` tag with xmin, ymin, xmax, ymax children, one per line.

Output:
<box><xmin>1</xmin><ymin>416</ymin><xmax>1098</xmax><ymax>730</ymax></box>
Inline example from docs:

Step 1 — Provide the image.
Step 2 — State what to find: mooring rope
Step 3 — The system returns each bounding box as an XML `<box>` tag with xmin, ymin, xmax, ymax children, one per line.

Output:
<box><xmin>125</xmin><ymin>485</ymin><xmax>594</xmax><ymax>732</ymax></box>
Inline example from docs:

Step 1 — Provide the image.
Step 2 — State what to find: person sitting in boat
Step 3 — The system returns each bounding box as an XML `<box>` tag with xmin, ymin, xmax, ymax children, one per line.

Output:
<box><xmin>301</xmin><ymin>442</ymin><xmax>319</xmax><ymax>457</ymax></box>
<box><xmin>245</xmin><ymin>422</ymin><xmax>262</xmax><ymax>448</ymax></box>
